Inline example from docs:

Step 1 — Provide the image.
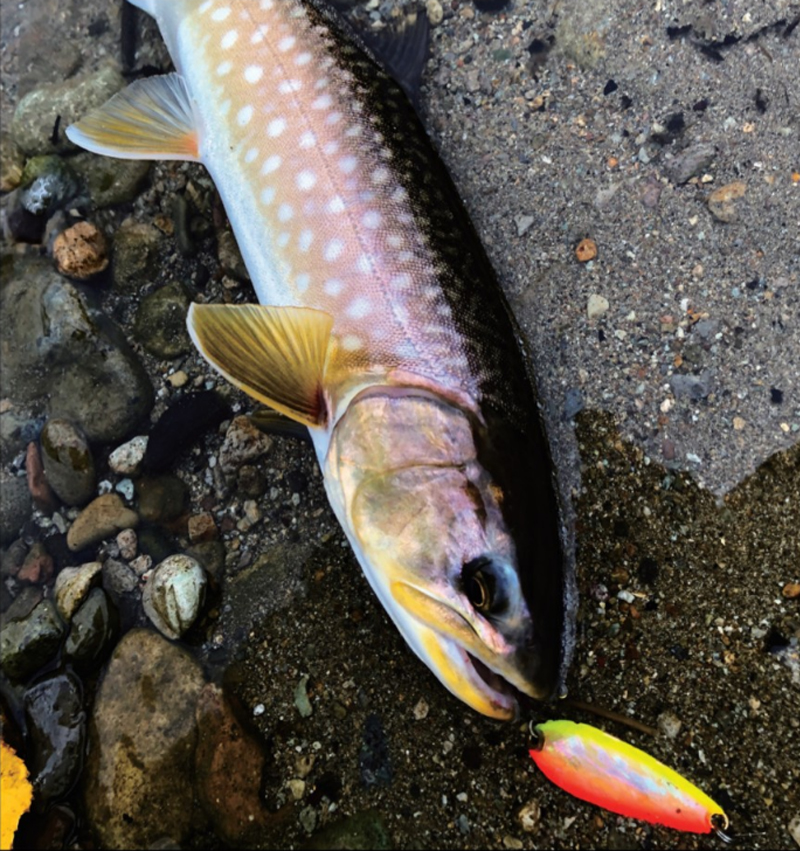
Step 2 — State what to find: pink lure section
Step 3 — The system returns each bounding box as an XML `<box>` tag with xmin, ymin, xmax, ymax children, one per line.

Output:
<box><xmin>529</xmin><ymin>720</ymin><xmax>727</xmax><ymax>834</ymax></box>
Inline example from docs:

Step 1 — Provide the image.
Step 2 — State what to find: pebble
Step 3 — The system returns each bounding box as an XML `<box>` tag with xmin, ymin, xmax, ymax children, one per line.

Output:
<box><xmin>666</xmin><ymin>143</ymin><xmax>717</xmax><ymax>185</ymax></box>
<box><xmin>84</xmin><ymin>629</ymin><xmax>205</xmax><ymax>849</ymax></box>
<box><xmin>142</xmin><ymin>554</ymin><xmax>207</xmax><ymax>639</ymax></box>
<box><xmin>707</xmin><ymin>181</ymin><xmax>747</xmax><ymax>222</ymax></box>
<box><xmin>515</xmin><ymin>214</ymin><xmax>535</xmax><ymax>236</ymax></box>
<box><xmin>217</xmin><ymin>228</ymin><xmax>250</xmax><ymax>281</ymax></box>
<box><xmin>518</xmin><ymin>799</ymin><xmax>541</xmax><ymax>832</ymax></box>
<box><xmin>0</xmin><ymin>471</ymin><xmax>32</xmax><ymax>546</ymax></box>
<box><xmin>657</xmin><ymin>710</ymin><xmax>683</xmax><ymax>740</ymax></box>
<box><xmin>575</xmin><ymin>238</ymin><xmax>598</xmax><ymax>262</ymax></box>
<box><xmin>17</xmin><ymin>542</ymin><xmax>55</xmax><ymax>585</ymax></box>
<box><xmin>426</xmin><ymin>0</ymin><xmax>444</xmax><ymax>26</ymax></box>
<box><xmin>0</xmin><ymin>131</ymin><xmax>24</xmax><ymax>191</ymax></box>
<box><xmin>219</xmin><ymin>415</ymin><xmax>273</xmax><ymax>477</ymax></box>
<box><xmin>116</xmin><ymin>528</ymin><xmax>138</xmax><ymax>560</ymax></box>
<box><xmin>587</xmin><ymin>294</ymin><xmax>609</xmax><ymax>319</ymax></box>
<box><xmin>19</xmin><ymin>155</ymin><xmax>81</xmax><ymax>216</ymax></box>
<box><xmin>69</xmin><ymin>152</ymin><xmax>151</xmax><ymax>209</ymax></box>
<box><xmin>295</xmin><ymin>674</ymin><xmax>313</xmax><ymax>718</ymax></box>
<box><xmin>413</xmin><ymin>698</ymin><xmax>429</xmax><ymax>720</ymax></box>
<box><xmin>11</xmin><ymin>64</ymin><xmax>125</xmax><ymax>155</ymax></box>
<box><xmin>304</xmin><ymin>811</ymin><xmax>392</xmax><ymax>850</ymax></box>
<box><xmin>788</xmin><ymin>814</ymin><xmax>800</xmax><ymax>847</ymax></box>
<box><xmin>23</xmin><ymin>671</ymin><xmax>86</xmax><ymax>802</ymax></box>
<box><xmin>188</xmin><ymin>512</ymin><xmax>218</xmax><ymax>543</ymax></box>
<box><xmin>134</xmin><ymin>281</ymin><xmax>192</xmax><ymax>359</ymax></box>
<box><xmin>135</xmin><ymin>474</ymin><xmax>188</xmax><ymax>524</ymax></box>
<box><xmin>66</xmin><ymin>494</ymin><xmax>139</xmax><ymax>552</ymax></box>
<box><xmin>26</xmin><ymin>441</ymin><xmax>58</xmax><ymax>514</ymax></box>
<box><xmin>52</xmin><ymin>221</ymin><xmax>109</xmax><ymax>279</ymax></box>
<box><xmin>782</xmin><ymin>583</ymin><xmax>800</xmax><ymax>599</ymax></box>
<box><xmin>40</xmin><ymin>418</ymin><xmax>96</xmax><ymax>507</ymax></box>
<box><xmin>503</xmin><ymin>836</ymin><xmax>524</xmax><ymax>850</ymax></box>
<box><xmin>114</xmin><ymin>479</ymin><xmax>135</xmax><ymax>501</ymax></box>
<box><xmin>64</xmin><ymin>587</ymin><xmax>118</xmax><ymax>667</ymax></box>
<box><xmin>108</xmin><ymin>435</ymin><xmax>148</xmax><ymax>476</ymax></box>
<box><xmin>287</xmin><ymin>778</ymin><xmax>306</xmax><ymax>800</ymax></box>
<box><xmin>670</xmin><ymin>371</ymin><xmax>714</xmax><ymax>401</ymax></box>
<box><xmin>0</xmin><ymin>599</ymin><xmax>66</xmax><ymax>681</ymax></box>
<box><xmin>53</xmin><ymin>561</ymin><xmax>103</xmax><ymax>621</ymax></box>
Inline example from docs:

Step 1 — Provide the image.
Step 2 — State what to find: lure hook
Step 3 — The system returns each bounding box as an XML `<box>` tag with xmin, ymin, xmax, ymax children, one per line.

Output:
<box><xmin>711</xmin><ymin>813</ymin><xmax>732</xmax><ymax>844</ymax></box>
<box><xmin>528</xmin><ymin>720</ymin><xmax>545</xmax><ymax>751</ymax></box>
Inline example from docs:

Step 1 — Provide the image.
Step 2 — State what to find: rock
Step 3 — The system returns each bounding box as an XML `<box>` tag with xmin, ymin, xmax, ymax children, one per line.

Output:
<box><xmin>134</xmin><ymin>281</ymin><xmax>192</xmax><ymax>359</ymax></box>
<box><xmin>134</xmin><ymin>474</ymin><xmax>188</xmax><ymax>524</ymax></box>
<box><xmin>518</xmin><ymin>799</ymin><xmax>541</xmax><ymax>833</ymax></box>
<box><xmin>2</xmin><ymin>586</ymin><xmax>43</xmax><ymax>622</ymax></box>
<box><xmin>70</xmin><ymin>151</ymin><xmax>151</xmax><ymax>209</ymax></box>
<box><xmin>669</xmin><ymin>370</ymin><xmax>714</xmax><ymax>401</ymax></box>
<box><xmin>0</xmin><ymin>259</ymin><xmax>154</xmax><ymax>443</ymax></box>
<box><xmin>111</xmin><ymin>221</ymin><xmax>163</xmax><ymax>294</ymax></box>
<box><xmin>185</xmin><ymin>540</ymin><xmax>225</xmax><ymax>578</ymax></box>
<box><xmin>18</xmin><ymin>155</ymin><xmax>82</xmax><ymax>221</ymax></box>
<box><xmin>142</xmin><ymin>391</ymin><xmax>230</xmax><ymax>473</ymax></box>
<box><xmin>0</xmin><ymin>599</ymin><xmax>65</xmax><ymax>681</ymax></box>
<box><xmin>188</xmin><ymin>512</ymin><xmax>218</xmax><ymax>544</ymax></box>
<box><xmin>0</xmin><ymin>471</ymin><xmax>31</xmax><ymax>546</ymax></box>
<box><xmin>707</xmin><ymin>181</ymin><xmax>747</xmax><ymax>223</ymax></box>
<box><xmin>657</xmin><ymin>710</ymin><xmax>683</xmax><ymax>740</ymax></box>
<box><xmin>216</xmin><ymin>228</ymin><xmax>249</xmax><ymax>280</ymax></box>
<box><xmin>142</xmin><ymin>554</ymin><xmax>207</xmax><ymax>640</ymax></box>
<box><xmin>52</xmin><ymin>221</ymin><xmax>109</xmax><ymax>279</ymax></box>
<box><xmin>40</xmin><ymin>419</ymin><xmax>96</xmax><ymax>507</ymax></box>
<box><xmin>24</xmin><ymin>671</ymin><xmax>86</xmax><ymax>802</ymax></box>
<box><xmin>575</xmin><ymin>237</ymin><xmax>598</xmax><ymax>262</ymax></box>
<box><xmin>64</xmin><ymin>587</ymin><xmax>119</xmax><ymax>667</ymax></box>
<box><xmin>219</xmin><ymin>415</ymin><xmax>273</xmax><ymax>477</ymax></box>
<box><xmin>587</xmin><ymin>293</ymin><xmax>609</xmax><ymax>319</ymax></box>
<box><xmin>11</xmin><ymin>64</ymin><xmax>125</xmax><ymax>156</ymax></box>
<box><xmin>66</xmin><ymin>493</ymin><xmax>139</xmax><ymax>552</ymax></box>
<box><xmin>665</xmin><ymin>143</ymin><xmax>716</xmax><ymax>185</ymax></box>
<box><xmin>0</xmin><ymin>539</ymin><xmax>28</xmax><ymax>579</ymax></box>
<box><xmin>295</xmin><ymin>675</ymin><xmax>313</xmax><ymax>718</ymax></box>
<box><xmin>108</xmin><ymin>435</ymin><xmax>148</xmax><ymax>476</ymax></box>
<box><xmin>303</xmin><ymin>810</ymin><xmax>393</xmax><ymax>851</ymax></box>
<box><xmin>26</xmin><ymin>441</ymin><xmax>58</xmax><ymax>514</ymax></box>
<box><xmin>194</xmin><ymin>684</ymin><xmax>276</xmax><ymax>844</ymax></box>
<box><xmin>17</xmin><ymin>542</ymin><xmax>55</xmax><ymax>585</ymax></box>
<box><xmin>0</xmin><ymin>131</ymin><xmax>25</xmax><ymax>192</ymax></box>
<box><xmin>116</xmin><ymin>528</ymin><xmax>138</xmax><ymax>560</ymax></box>
<box><xmin>84</xmin><ymin>629</ymin><xmax>206</xmax><ymax>850</ymax></box>
<box><xmin>53</xmin><ymin>561</ymin><xmax>103</xmax><ymax>621</ymax></box>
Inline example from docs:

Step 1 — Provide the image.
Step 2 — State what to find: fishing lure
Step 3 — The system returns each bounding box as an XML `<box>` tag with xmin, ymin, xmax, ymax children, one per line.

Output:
<box><xmin>529</xmin><ymin>720</ymin><xmax>730</xmax><ymax>836</ymax></box>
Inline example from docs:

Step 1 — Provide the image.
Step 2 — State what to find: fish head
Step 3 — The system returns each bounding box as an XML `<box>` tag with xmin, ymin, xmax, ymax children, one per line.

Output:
<box><xmin>324</xmin><ymin>388</ymin><xmax>567</xmax><ymax>719</ymax></box>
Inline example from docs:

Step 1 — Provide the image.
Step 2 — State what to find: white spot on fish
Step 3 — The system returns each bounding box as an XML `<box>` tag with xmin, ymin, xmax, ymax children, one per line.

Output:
<box><xmin>267</xmin><ymin>118</ymin><xmax>287</xmax><ymax>137</ymax></box>
<box><xmin>342</xmin><ymin>335</ymin><xmax>363</xmax><ymax>351</ymax></box>
<box><xmin>260</xmin><ymin>186</ymin><xmax>275</xmax><ymax>205</ymax></box>
<box><xmin>221</xmin><ymin>29</ymin><xmax>238</xmax><ymax>49</ymax></box>
<box><xmin>259</xmin><ymin>0</ymin><xmax>274</xmax><ymax>8</ymax></box>
<box><xmin>312</xmin><ymin>94</ymin><xmax>333</xmax><ymax>110</ymax></box>
<box><xmin>314</xmin><ymin>77</ymin><xmax>330</xmax><ymax>90</ymax></box>
<box><xmin>244</xmin><ymin>65</ymin><xmax>263</xmax><ymax>84</ymax></box>
<box><xmin>298</xmin><ymin>230</ymin><xmax>314</xmax><ymax>252</ymax></box>
<box><xmin>326</xmin><ymin>111</ymin><xmax>342</xmax><ymax>126</ymax></box>
<box><xmin>327</xmin><ymin>195</ymin><xmax>345</xmax><ymax>214</ymax></box>
<box><xmin>362</xmin><ymin>211</ymin><xmax>381</xmax><ymax>229</ymax></box>
<box><xmin>390</xmin><ymin>273</ymin><xmax>412</xmax><ymax>289</ymax></box>
<box><xmin>324</xmin><ymin>239</ymin><xmax>344</xmax><ymax>262</ymax></box>
<box><xmin>278</xmin><ymin>36</ymin><xmax>296</xmax><ymax>52</ymax></box>
<box><xmin>245</xmin><ymin>147</ymin><xmax>258</xmax><ymax>163</ymax></box>
<box><xmin>324</xmin><ymin>278</ymin><xmax>343</xmax><ymax>296</ymax></box>
<box><xmin>356</xmin><ymin>254</ymin><xmax>371</xmax><ymax>273</ymax></box>
<box><xmin>296</xmin><ymin>171</ymin><xmax>317</xmax><ymax>191</ymax></box>
<box><xmin>219</xmin><ymin>99</ymin><xmax>231</xmax><ymax>116</ymax></box>
<box><xmin>295</xmin><ymin>52</ymin><xmax>312</xmax><ymax>66</ymax></box>
<box><xmin>372</xmin><ymin>167</ymin><xmax>390</xmax><ymax>184</ymax></box>
<box><xmin>279</xmin><ymin>79</ymin><xmax>302</xmax><ymax>94</ymax></box>
<box><xmin>237</xmin><ymin>105</ymin><xmax>253</xmax><ymax>126</ymax></box>
<box><xmin>299</xmin><ymin>131</ymin><xmax>316</xmax><ymax>149</ymax></box>
<box><xmin>277</xmin><ymin>232</ymin><xmax>291</xmax><ymax>248</ymax></box>
<box><xmin>296</xmin><ymin>273</ymin><xmax>310</xmax><ymax>292</ymax></box>
<box><xmin>216</xmin><ymin>60</ymin><xmax>233</xmax><ymax>76</ymax></box>
<box><xmin>199</xmin><ymin>0</ymin><xmax>213</xmax><ymax>13</ymax></box>
<box><xmin>344</xmin><ymin>125</ymin><xmax>362</xmax><ymax>138</ymax></box>
<box><xmin>395</xmin><ymin>341</ymin><xmax>417</xmax><ymax>358</ymax></box>
<box><xmin>391</xmin><ymin>187</ymin><xmax>408</xmax><ymax>203</ymax></box>
<box><xmin>323</xmin><ymin>141</ymin><xmax>339</xmax><ymax>155</ymax></box>
<box><xmin>346</xmin><ymin>298</ymin><xmax>371</xmax><ymax>319</ymax></box>
<box><xmin>212</xmin><ymin>7</ymin><xmax>231</xmax><ymax>21</ymax></box>
<box><xmin>278</xmin><ymin>203</ymin><xmax>293</xmax><ymax>222</ymax></box>
<box><xmin>339</xmin><ymin>156</ymin><xmax>357</xmax><ymax>174</ymax></box>
<box><xmin>251</xmin><ymin>28</ymin><xmax>266</xmax><ymax>44</ymax></box>
<box><xmin>387</xmin><ymin>235</ymin><xmax>404</xmax><ymax>249</ymax></box>
<box><xmin>262</xmin><ymin>155</ymin><xmax>281</xmax><ymax>174</ymax></box>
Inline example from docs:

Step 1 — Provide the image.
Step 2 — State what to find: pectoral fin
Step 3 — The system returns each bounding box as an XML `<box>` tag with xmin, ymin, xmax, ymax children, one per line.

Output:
<box><xmin>65</xmin><ymin>73</ymin><xmax>200</xmax><ymax>161</ymax></box>
<box><xmin>187</xmin><ymin>304</ymin><xmax>335</xmax><ymax>428</ymax></box>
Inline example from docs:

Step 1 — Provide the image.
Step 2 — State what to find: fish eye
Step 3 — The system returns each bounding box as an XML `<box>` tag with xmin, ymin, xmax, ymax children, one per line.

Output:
<box><xmin>462</xmin><ymin>555</ymin><xmax>507</xmax><ymax>616</ymax></box>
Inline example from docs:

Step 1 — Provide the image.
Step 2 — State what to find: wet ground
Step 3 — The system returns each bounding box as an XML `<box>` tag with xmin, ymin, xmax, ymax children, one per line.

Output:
<box><xmin>1</xmin><ymin>1</ymin><xmax>799</xmax><ymax>849</ymax></box>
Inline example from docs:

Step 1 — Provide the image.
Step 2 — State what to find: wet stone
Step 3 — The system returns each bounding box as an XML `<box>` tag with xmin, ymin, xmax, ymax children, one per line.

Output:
<box><xmin>52</xmin><ymin>221</ymin><xmax>109</xmax><ymax>279</ymax></box>
<box><xmin>54</xmin><ymin>561</ymin><xmax>103</xmax><ymax>621</ymax></box>
<box><xmin>19</xmin><ymin>155</ymin><xmax>82</xmax><ymax>216</ymax></box>
<box><xmin>11</xmin><ymin>64</ymin><xmax>125</xmax><ymax>156</ymax></box>
<box><xmin>24</xmin><ymin>671</ymin><xmax>86</xmax><ymax>802</ymax></box>
<box><xmin>40</xmin><ymin>418</ymin><xmax>96</xmax><ymax>507</ymax></box>
<box><xmin>219</xmin><ymin>415</ymin><xmax>273</xmax><ymax>478</ymax></box>
<box><xmin>70</xmin><ymin>151</ymin><xmax>151</xmax><ymax>208</ymax></box>
<box><xmin>303</xmin><ymin>809</ymin><xmax>393</xmax><ymax>851</ymax></box>
<box><xmin>707</xmin><ymin>181</ymin><xmax>747</xmax><ymax>223</ymax></box>
<box><xmin>0</xmin><ymin>599</ymin><xmax>65</xmax><ymax>681</ymax></box>
<box><xmin>64</xmin><ymin>587</ymin><xmax>119</xmax><ymax>667</ymax></box>
<box><xmin>185</xmin><ymin>540</ymin><xmax>225</xmax><ymax>578</ymax></box>
<box><xmin>0</xmin><ymin>472</ymin><xmax>31</xmax><ymax>546</ymax></box>
<box><xmin>17</xmin><ymin>541</ymin><xmax>55</xmax><ymax>585</ymax></box>
<box><xmin>111</xmin><ymin>221</ymin><xmax>163</xmax><ymax>294</ymax></box>
<box><xmin>84</xmin><ymin>629</ymin><xmax>206</xmax><ymax>850</ymax></box>
<box><xmin>26</xmin><ymin>440</ymin><xmax>58</xmax><ymax>514</ymax></box>
<box><xmin>134</xmin><ymin>281</ymin><xmax>192</xmax><ymax>359</ymax></box>
<box><xmin>101</xmin><ymin>558</ymin><xmax>139</xmax><ymax>606</ymax></box>
<box><xmin>142</xmin><ymin>554</ymin><xmax>207</xmax><ymax>640</ymax></box>
<box><xmin>66</xmin><ymin>493</ymin><xmax>139</xmax><ymax>551</ymax></box>
<box><xmin>665</xmin><ymin>142</ymin><xmax>716</xmax><ymax>185</ymax></box>
<box><xmin>0</xmin><ymin>131</ymin><xmax>25</xmax><ymax>192</ymax></box>
<box><xmin>108</xmin><ymin>435</ymin><xmax>148</xmax><ymax>476</ymax></box>
<box><xmin>116</xmin><ymin>528</ymin><xmax>138</xmax><ymax>560</ymax></box>
<box><xmin>669</xmin><ymin>370</ymin><xmax>714</xmax><ymax>401</ymax></box>
<box><xmin>134</xmin><ymin>474</ymin><xmax>189</xmax><ymax>524</ymax></box>
<box><xmin>2</xmin><ymin>585</ymin><xmax>43</xmax><ymax>623</ymax></box>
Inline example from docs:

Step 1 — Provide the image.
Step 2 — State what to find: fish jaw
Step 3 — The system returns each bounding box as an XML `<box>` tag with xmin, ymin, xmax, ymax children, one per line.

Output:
<box><xmin>318</xmin><ymin>386</ymin><xmax>563</xmax><ymax>719</ymax></box>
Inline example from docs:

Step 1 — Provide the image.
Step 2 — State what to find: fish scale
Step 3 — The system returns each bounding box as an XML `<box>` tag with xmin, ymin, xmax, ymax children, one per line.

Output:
<box><xmin>67</xmin><ymin>0</ymin><xmax>573</xmax><ymax>720</ymax></box>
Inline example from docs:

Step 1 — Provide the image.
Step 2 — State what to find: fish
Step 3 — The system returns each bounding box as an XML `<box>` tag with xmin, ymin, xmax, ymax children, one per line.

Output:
<box><xmin>67</xmin><ymin>0</ymin><xmax>574</xmax><ymax>719</ymax></box>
